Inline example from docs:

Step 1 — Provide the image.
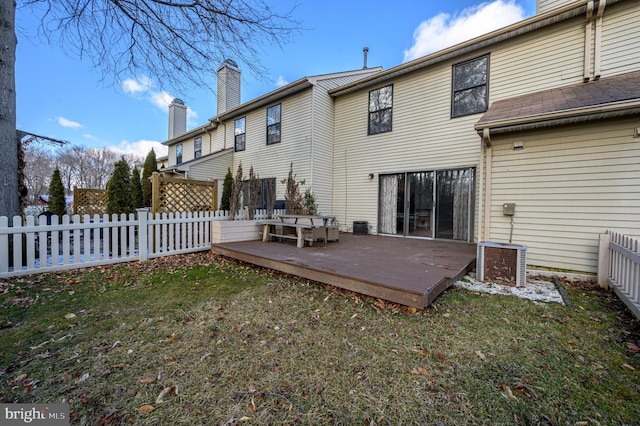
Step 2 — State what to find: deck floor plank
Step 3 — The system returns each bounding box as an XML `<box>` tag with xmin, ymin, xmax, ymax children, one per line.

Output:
<box><xmin>211</xmin><ymin>233</ymin><xmax>476</xmax><ymax>308</ymax></box>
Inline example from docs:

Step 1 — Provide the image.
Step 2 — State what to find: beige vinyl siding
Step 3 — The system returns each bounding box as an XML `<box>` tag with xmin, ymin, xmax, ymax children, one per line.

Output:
<box><xmin>601</xmin><ymin>1</ymin><xmax>640</xmax><ymax>76</ymax></box>
<box><xmin>169</xmin><ymin>138</ymin><xmax>195</xmax><ymax>165</ymax></box>
<box><xmin>488</xmin><ymin>118</ymin><xmax>640</xmax><ymax>274</ymax></box>
<box><xmin>184</xmin><ymin>151</ymin><xmax>232</xmax><ymax>207</ymax></box>
<box><xmin>185</xmin><ymin>152</ymin><xmax>232</xmax><ymax>182</ymax></box>
<box><xmin>231</xmin><ymin>88</ymin><xmax>314</xmax><ymax>201</ymax></box>
<box><xmin>310</xmin><ymin>81</ymin><xmax>336</xmax><ymax>214</ymax></box>
<box><xmin>537</xmin><ymin>0</ymin><xmax>576</xmax><ymax>15</ymax></box>
<box><xmin>333</xmin><ymin>64</ymin><xmax>483</xmax><ymax>234</ymax></box>
<box><xmin>490</xmin><ymin>16</ymin><xmax>585</xmax><ymax>100</ymax></box>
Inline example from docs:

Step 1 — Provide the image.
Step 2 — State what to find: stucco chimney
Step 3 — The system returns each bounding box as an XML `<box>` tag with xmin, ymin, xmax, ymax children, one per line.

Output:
<box><xmin>217</xmin><ymin>59</ymin><xmax>241</xmax><ymax>115</ymax></box>
<box><xmin>168</xmin><ymin>98</ymin><xmax>187</xmax><ymax>139</ymax></box>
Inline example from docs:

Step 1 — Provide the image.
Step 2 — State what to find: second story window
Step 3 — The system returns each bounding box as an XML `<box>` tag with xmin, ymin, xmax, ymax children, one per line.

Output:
<box><xmin>452</xmin><ymin>54</ymin><xmax>489</xmax><ymax>118</ymax></box>
<box><xmin>194</xmin><ymin>137</ymin><xmax>202</xmax><ymax>159</ymax></box>
<box><xmin>235</xmin><ymin>117</ymin><xmax>246</xmax><ymax>152</ymax></box>
<box><xmin>266</xmin><ymin>104</ymin><xmax>281</xmax><ymax>145</ymax></box>
<box><xmin>368</xmin><ymin>85</ymin><xmax>393</xmax><ymax>135</ymax></box>
<box><xmin>176</xmin><ymin>144</ymin><xmax>183</xmax><ymax>164</ymax></box>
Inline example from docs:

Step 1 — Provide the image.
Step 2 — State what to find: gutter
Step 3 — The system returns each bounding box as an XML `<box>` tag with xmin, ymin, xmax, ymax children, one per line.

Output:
<box><xmin>329</xmin><ymin>0</ymin><xmax>625</xmax><ymax>97</ymax></box>
<box><xmin>213</xmin><ymin>79</ymin><xmax>313</xmax><ymax>122</ymax></box>
<box><xmin>162</xmin><ymin>122</ymin><xmax>217</xmax><ymax>147</ymax></box>
<box><xmin>475</xmin><ymin>99</ymin><xmax>640</xmax><ymax>135</ymax></box>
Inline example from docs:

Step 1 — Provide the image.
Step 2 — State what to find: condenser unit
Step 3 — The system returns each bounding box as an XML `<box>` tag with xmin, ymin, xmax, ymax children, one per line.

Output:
<box><xmin>477</xmin><ymin>242</ymin><xmax>527</xmax><ymax>287</ymax></box>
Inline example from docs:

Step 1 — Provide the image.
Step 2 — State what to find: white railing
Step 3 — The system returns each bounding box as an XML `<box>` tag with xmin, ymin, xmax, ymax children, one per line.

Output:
<box><xmin>599</xmin><ymin>231</ymin><xmax>640</xmax><ymax>319</ymax></box>
<box><xmin>0</xmin><ymin>208</ymin><xmax>284</xmax><ymax>278</ymax></box>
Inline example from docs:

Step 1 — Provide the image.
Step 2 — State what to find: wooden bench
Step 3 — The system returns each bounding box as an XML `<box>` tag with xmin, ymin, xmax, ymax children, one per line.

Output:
<box><xmin>259</xmin><ymin>220</ymin><xmax>327</xmax><ymax>248</ymax></box>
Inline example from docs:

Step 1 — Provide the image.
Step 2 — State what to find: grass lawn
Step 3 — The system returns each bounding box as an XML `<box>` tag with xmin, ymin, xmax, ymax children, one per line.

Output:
<box><xmin>1</xmin><ymin>252</ymin><xmax>639</xmax><ymax>425</ymax></box>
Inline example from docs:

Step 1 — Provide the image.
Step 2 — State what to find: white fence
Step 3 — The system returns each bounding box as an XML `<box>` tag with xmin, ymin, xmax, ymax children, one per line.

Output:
<box><xmin>599</xmin><ymin>231</ymin><xmax>640</xmax><ymax>319</ymax></box>
<box><xmin>0</xmin><ymin>209</ymin><xmax>280</xmax><ymax>278</ymax></box>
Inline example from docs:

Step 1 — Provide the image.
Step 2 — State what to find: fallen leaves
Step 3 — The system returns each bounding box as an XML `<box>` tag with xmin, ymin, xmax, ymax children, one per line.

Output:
<box><xmin>627</xmin><ymin>342</ymin><xmax>640</xmax><ymax>353</ymax></box>
<box><xmin>138</xmin><ymin>405</ymin><xmax>155</xmax><ymax>414</ymax></box>
<box><xmin>64</xmin><ymin>313</ymin><xmax>76</xmax><ymax>319</ymax></box>
<box><xmin>408</xmin><ymin>366</ymin><xmax>430</xmax><ymax>375</ymax></box>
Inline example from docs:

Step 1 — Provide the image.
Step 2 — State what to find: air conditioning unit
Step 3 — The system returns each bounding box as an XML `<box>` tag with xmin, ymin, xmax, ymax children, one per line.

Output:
<box><xmin>477</xmin><ymin>242</ymin><xmax>527</xmax><ymax>287</ymax></box>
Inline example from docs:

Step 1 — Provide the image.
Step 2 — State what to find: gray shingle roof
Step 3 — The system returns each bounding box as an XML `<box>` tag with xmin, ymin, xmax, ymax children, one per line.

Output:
<box><xmin>476</xmin><ymin>70</ymin><xmax>640</xmax><ymax>128</ymax></box>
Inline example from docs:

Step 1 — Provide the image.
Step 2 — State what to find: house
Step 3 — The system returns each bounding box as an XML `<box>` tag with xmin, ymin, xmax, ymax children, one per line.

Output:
<box><xmin>162</xmin><ymin>0</ymin><xmax>640</xmax><ymax>276</ymax></box>
<box><xmin>162</xmin><ymin>60</ymin><xmax>383</xmax><ymax>212</ymax></box>
<box><xmin>328</xmin><ymin>0</ymin><xmax>639</xmax><ymax>274</ymax></box>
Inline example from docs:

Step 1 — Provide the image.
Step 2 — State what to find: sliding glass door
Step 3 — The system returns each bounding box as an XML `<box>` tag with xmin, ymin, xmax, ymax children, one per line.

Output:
<box><xmin>379</xmin><ymin>168</ymin><xmax>474</xmax><ymax>241</ymax></box>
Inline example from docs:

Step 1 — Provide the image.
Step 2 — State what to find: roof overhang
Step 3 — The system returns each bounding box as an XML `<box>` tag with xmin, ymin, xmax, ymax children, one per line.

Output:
<box><xmin>214</xmin><ymin>79</ymin><xmax>313</xmax><ymax>122</ymax></box>
<box><xmin>165</xmin><ymin>148</ymin><xmax>233</xmax><ymax>172</ymax></box>
<box><xmin>328</xmin><ymin>0</ymin><xmax>625</xmax><ymax>97</ymax></box>
<box><xmin>475</xmin><ymin>99</ymin><xmax>640</xmax><ymax>136</ymax></box>
<box><xmin>162</xmin><ymin>123</ymin><xmax>217</xmax><ymax>147</ymax></box>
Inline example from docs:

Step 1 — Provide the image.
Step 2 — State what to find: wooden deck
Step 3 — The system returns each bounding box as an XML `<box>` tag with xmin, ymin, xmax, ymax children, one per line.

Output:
<box><xmin>211</xmin><ymin>233</ymin><xmax>477</xmax><ymax>309</ymax></box>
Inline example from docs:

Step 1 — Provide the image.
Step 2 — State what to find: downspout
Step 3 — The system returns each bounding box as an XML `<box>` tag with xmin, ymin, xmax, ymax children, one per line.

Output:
<box><xmin>583</xmin><ymin>1</ymin><xmax>594</xmax><ymax>81</ymax></box>
<box><xmin>482</xmin><ymin>128</ymin><xmax>492</xmax><ymax>242</ymax></box>
<box><xmin>215</xmin><ymin>118</ymin><xmax>227</xmax><ymax>150</ymax></box>
<box><xmin>593</xmin><ymin>0</ymin><xmax>606</xmax><ymax>80</ymax></box>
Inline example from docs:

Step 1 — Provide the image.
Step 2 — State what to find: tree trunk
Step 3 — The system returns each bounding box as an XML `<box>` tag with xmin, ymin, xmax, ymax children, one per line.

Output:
<box><xmin>0</xmin><ymin>1</ymin><xmax>18</xmax><ymax>218</ymax></box>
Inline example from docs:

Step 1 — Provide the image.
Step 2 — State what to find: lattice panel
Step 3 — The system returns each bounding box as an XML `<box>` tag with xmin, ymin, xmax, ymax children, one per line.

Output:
<box><xmin>152</xmin><ymin>174</ymin><xmax>217</xmax><ymax>214</ymax></box>
<box><xmin>73</xmin><ymin>188</ymin><xmax>107</xmax><ymax>216</ymax></box>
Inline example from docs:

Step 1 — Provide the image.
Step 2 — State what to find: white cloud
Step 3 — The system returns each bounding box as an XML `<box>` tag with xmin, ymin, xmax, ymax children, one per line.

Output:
<box><xmin>403</xmin><ymin>0</ymin><xmax>526</xmax><ymax>62</ymax></box>
<box><xmin>150</xmin><ymin>90</ymin><xmax>174</xmax><ymax>109</ymax></box>
<box><xmin>125</xmin><ymin>80</ymin><xmax>199</xmax><ymax>127</ymax></box>
<box><xmin>275</xmin><ymin>76</ymin><xmax>289</xmax><ymax>88</ymax></box>
<box><xmin>58</xmin><ymin>116</ymin><xmax>83</xmax><ymax>129</ymax></box>
<box><xmin>121</xmin><ymin>76</ymin><xmax>153</xmax><ymax>94</ymax></box>
<box><xmin>110</xmin><ymin>139</ymin><xmax>168</xmax><ymax>159</ymax></box>
<box><xmin>83</xmin><ymin>134</ymin><xmax>99</xmax><ymax>142</ymax></box>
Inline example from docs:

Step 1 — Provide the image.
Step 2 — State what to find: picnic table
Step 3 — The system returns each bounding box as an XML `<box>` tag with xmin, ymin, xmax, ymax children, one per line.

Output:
<box><xmin>259</xmin><ymin>214</ymin><xmax>338</xmax><ymax>248</ymax></box>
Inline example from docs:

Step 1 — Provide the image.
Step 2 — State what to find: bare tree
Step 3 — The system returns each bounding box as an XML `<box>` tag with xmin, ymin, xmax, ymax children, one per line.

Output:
<box><xmin>0</xmin><ymin>1</ymin><xmax>301</xmax><ymax>217</ymax></box>
<box><xmin>55</xmin><ymin>146</ymin><xmax>142</xmax><ymax>192</ymax></box>
<box><xmin>22</xmin><ymin>144</ymin><xmax>55</xmax><ymax>208</ymax></box>
<box><xmin>22</xmin><ymin>0</ymin><xmax>301</xmax><ymax>92</ymax></box>
<box><xmin>0</xmin><ymin>2</ymin><xmax>18</xmax><ymax>218</ymax></box>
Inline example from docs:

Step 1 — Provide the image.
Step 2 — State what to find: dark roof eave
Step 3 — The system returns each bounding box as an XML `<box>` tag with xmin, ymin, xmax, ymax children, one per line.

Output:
<box><xmin>474</xmin><ymin>100</ymin><xmax>640</xmax><ymax>135</ymax></box>
<box><xmin>328</xmin><ymin>0</ymin><xmax>629</xmax><ymax>97</ymax></box>
<box><xmin>162</xmin><ymin>123</ymin><xmax>217</xmax><ymax>146</ymax></box>
<box><xmin>213</xmin><ymin>79</ymin><xmax>313</xmax><ymax>122</ymax></box>
<box><xmin>173</xmin><ymin>147</ymin><xmax>233</xmax><ymax>170</ymax></box>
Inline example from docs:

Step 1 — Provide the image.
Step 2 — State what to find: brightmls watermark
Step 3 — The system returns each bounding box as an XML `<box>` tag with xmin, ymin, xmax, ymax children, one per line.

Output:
<box><xmin>1</xmin><ymin>404</ymin><xmax>69</xmax><ymax>425</ymax></box>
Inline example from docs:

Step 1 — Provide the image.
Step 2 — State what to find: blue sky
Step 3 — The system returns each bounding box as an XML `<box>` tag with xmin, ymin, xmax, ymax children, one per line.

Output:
<box><xmin>15</xmin><ymin>0</ymin><xmax>536</xmax><ymax>159</ymax></box>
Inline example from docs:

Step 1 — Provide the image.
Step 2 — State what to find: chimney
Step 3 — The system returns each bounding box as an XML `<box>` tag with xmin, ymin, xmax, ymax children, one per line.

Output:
<box><xmin>217</xmin><ymin>59</ymin><xmax>241</xmax><ymax>115</ymax></box>
<box><xmin>363</xmin><ymin>47</ymin><xmax>369</xmax><ymax>69</ymax></box>
<box><xmin>168</xmin><ymin>98</ymin><xmax>187</xmax><ymax>139</ymax></box>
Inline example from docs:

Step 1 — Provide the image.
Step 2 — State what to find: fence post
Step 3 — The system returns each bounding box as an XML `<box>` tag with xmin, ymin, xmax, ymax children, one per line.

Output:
<box><xmin>0</xmin><ymin>216</ymin><xmax>8</xmax><ymax>273</ymax></box>
<box><xmin>137</xmin><ymin>209</ymin><xmax>149</xmax><ymax>261</ymax></box>
<box><xmin>597</xmin><ymin>232</ymin><xmax>611</xmax><ymax>289</ymax></box>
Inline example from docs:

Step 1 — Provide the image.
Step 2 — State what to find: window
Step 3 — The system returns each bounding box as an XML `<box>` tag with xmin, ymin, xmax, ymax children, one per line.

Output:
<box><xmin>242</xmin><ymin>177</ymin><xmax>276</xmax><ymax>210</ymax></box>
<box><xmin>266</xmin><ymin>104</ymin><xmax>281</xmax><ymax>145</ymax></box>
<box><xmin>176</xmin><ymin>144</ymin><xmax>183</xmax><ymax>164</ymax></box>
<box><xmin>452</xmin><ymin>55</ymin><xmax>489</xmax><ymax>118</ymax></box>
<box><xmin>368</xmin><ymin>85</ymin><xmax>393</xmax><ymax>135</ymax></box>
<box><xmin>234</xmin><ymin>117</ymin><xmax>246</xmax><ymax>152</ymax></box>
<box><xmin>194</xmin><ymin>137</ymin><xmax>202</xmax><ymax>159</ymax></box>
